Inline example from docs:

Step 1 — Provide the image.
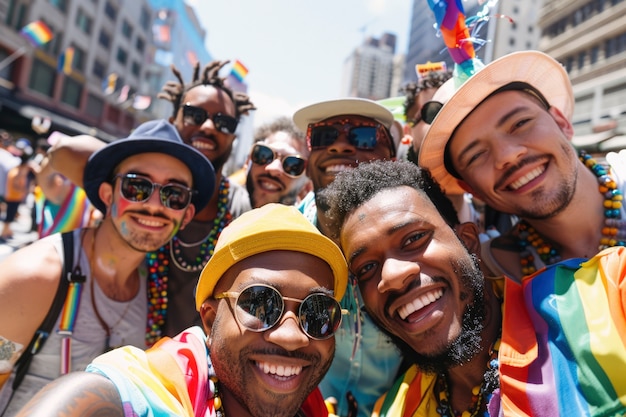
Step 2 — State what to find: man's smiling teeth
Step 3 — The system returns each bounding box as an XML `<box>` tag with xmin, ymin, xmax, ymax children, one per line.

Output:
<box><xmin>257</xmin><ymin>361</ymin><xmax>302</xmax><ymax>377</ymax></box>
<box><xmin>136</xmin><ymin>218</ymin><xmax>165</xmax><ymax>227</ymax></box>
<box><xmin>398</xmin><ymin>288</ymin><xmax>443</xmax><ymax>320</ymax></box>
<box><xmin>192</xmin><ymin>140</ymin><xmax>215</xmax><ymax>150</ymax></box>
<box><xmin>325</xmin><ymin>164</ymin><xmax>353</xmax><ymax>174</ymax></box>
<box><xmin>509</xmin><ymin>166</ymin><xmax>545</xmax><ymax>190</ymax></box>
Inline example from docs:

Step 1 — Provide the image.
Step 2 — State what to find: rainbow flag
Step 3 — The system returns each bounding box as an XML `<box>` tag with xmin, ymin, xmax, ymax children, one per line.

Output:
<box><xmin>57</xmin><ymin>46</ymin><xmax>74</xmax><ymax>75</ymax></box>
<box><xmin>20</xmin><ymin>20</ymin><xmax>53</xmax><ymax>47</ymax></box>
<box><xmin>500</xmin><ymin>248</ymin><xmax>626</xmax><ymax>416</ymax></box>
<box><xmin>230</xmin><ymin>59</ymin><xmax>249</xmax><ymax>82</ymax></box>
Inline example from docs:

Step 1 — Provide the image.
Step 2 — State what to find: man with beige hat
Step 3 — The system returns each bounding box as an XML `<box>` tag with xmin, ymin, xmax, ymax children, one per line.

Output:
<box><xmin>419</xmin><ymin>50</ymin><xmax>626</xmax><ymax>280</ymax></box>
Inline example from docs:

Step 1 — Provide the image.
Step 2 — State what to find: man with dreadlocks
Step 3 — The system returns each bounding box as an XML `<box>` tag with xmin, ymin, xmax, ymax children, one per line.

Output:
<box><xmin>47</xmin><ymin>60</ymin><xmax>256</xmax><ymax>344</ymax></box>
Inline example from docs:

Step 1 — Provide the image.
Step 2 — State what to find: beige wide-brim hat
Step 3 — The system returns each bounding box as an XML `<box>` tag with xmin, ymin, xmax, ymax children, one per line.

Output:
<box><xmin>293</xmin><ymin>98</ymin><xmax>394</xmax><ymax>132</ymax></box>
<box><xmin>418</xmin><ymin>50</ymin><xmax>574</xmax><ymax>196</ymax></box>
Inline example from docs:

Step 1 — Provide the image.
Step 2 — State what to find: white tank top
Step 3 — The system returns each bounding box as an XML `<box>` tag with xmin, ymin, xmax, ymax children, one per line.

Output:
<box><xmin>3</xmin><ymin>229</ymin><xmax>147</xmax><ymax>415</ymax></box>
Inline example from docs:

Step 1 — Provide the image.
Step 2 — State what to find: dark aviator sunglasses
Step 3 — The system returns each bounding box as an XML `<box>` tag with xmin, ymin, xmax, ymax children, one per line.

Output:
<box><xmin>407</xmin><ymin>101</ymin><xmax>444</xmax><ymax>127</ymax></box>
<box><xmin>113</xmin><ymin>173</ymin><xmax>194</xmax><ymax>210</ymax></box>
<box><xmin>250</xmin><ymin>144</ymin><xmax>307</xmax><ymax>178</ymax></box>
<box><xmin>182</xmin><ymin>104</ymin><xmax>239</xmax><ymax>134</ymax></box>
<box><xmin>306</xmin><ymin>119</ymin><xmax>394</xmax><ymax>154</ymax></box>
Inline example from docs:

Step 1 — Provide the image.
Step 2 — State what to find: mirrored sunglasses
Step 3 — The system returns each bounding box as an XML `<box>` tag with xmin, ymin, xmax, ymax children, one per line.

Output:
<box><xmin>307</xmin><ymin>119</ymin><xmax>390</xmax><ymax>151</ymax></box>
<box><xmin>407</xmin><ymin>101</ymin><xmax>444</xmax><ymax>127</ymax></box>
<box><xmin>216</xmin><ymin>284</ymin><xmax>343</xmax><ymax>340</ymax></box>
<box><xmin>113</xmin><ymin>173</ymin><xmax>193</xmax><ymax>210</ymax></box>
<box><xmin>250</xmin><ymin>144</ymin><xmax>307</xmax><ymax>177</ymax></box>
<box><xmin>182</xmin><ymin>104</ymin><xmax>239</xmax><ymax>134</ymax></box>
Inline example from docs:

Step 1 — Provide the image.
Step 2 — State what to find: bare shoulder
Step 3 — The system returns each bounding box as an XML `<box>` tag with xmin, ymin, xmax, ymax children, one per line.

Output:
<box><xmin>0</xmin><ymin>237</ymin><xmax>63</xmax><ymax>288</ymax></box>
<box><xmin>15</xmin><ymin>371</ymin><xmax>123</xmax><ymax>417</ymax></box>
<box><xmin>0</xmin><ymin>237</ymin><xmax>64</xmax><ymax>345</ymax></box>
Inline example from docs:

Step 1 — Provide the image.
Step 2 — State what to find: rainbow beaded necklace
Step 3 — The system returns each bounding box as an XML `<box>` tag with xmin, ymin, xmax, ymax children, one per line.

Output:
<box><xmin>145</xmin><ymin>177</ymin><xmax>232</xmax><ymax>346</ymax></box>
<box><xmin>518</xmin><ymin>150</ymin><xmax>625</xmax><ymax>275</ymax></box>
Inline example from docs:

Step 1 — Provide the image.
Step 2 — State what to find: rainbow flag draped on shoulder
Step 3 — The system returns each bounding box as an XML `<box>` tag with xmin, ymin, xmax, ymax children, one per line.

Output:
<box><xmin>500</xmin><ymin>247</ymin><xmax>626</xmax><ymax>416</ymax></box>
<box><xmin>35</xmin><ymin>184</ymin><xmax>94</xmax><ymax>238</ymax></box>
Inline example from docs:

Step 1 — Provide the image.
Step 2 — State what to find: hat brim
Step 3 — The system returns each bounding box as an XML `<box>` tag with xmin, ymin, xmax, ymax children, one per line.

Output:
<box><xmin>84</xmin><ymin>138</ymin><xmax>215</xmax><ymax>213</ymax></box>
<box><xmin>419</xmin><ymin>51</ymin><xmax>574</xmax><ymax>196</ymax></box>
<box><xmin>293</xmin><ymin>98</ymin><xmax>395</xmax><ymax>132</ymax></box>
<box><xmin>194</xmin><ymin>204</ymin><xmax>348</xmax><ymax>310</ymax></box>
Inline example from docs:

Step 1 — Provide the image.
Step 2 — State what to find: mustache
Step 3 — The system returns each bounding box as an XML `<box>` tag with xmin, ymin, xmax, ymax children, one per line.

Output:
<box><xmin>125</xmin><ymin>209</ymin><xmax>172</xmax><ymax>221</ymax></box>
<box><xmin>257</xmin><ymin>173</ymin><xmax>285</xmax><ymax>187</ymax></box>
<box><xmin>247</xmin><ymin>346</ymin><xmax>320</xmax><ymax>363</ymax></box>
<box><xmin>494</xmin><ymin>154</ymin><xmax>546</xmax><ymax>190</ymax></box>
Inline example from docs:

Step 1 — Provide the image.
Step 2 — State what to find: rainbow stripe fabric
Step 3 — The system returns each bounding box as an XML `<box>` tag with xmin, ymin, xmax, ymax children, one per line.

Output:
<box><xmin>20</xmin><ymin>20</ymin><xmax>53</xmax><ymax>47</ymax></box>
<box><xmin>35</xmin><ymin>184</ymin><xmax>93</xmax><ymax>238</ymax></box>
<box><xmin>500</xmin><ymin>247</ymin><xmax>626</xmax><ymax>416</ymax></box>
<box><xmin>230</xmin><ymin>60</ymin><xmax>249</xmax><ymax>82</ymax></box>
<box><xmin>86</xmin><ymin>326</ymin><xmax>330</xmax><ymax>417</ymax></box>
<box><xmin>372</xmin><ymin>247</ymin><xmax>626</xmax><ymax>417</ymax></box>
<box><xmin>87</xmin><ymin>327</ymin><xmax>211</xmax><ymax>416</ymax></box>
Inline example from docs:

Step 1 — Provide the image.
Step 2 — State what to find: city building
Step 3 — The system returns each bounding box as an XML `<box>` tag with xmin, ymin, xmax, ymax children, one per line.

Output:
<box><xmin>538</xmin><ymin>0</ymin><xmax>626</xmax><ymax>151</ymax></box>
<box><xmin>341</xmin><ymin>32</ymin><xmax>397</xmax><ymax>100</ymax></box>
<box><xmin>0</xmin><ymin>0</ymin><xmax>210</xmax><ymax>142</ymax></box>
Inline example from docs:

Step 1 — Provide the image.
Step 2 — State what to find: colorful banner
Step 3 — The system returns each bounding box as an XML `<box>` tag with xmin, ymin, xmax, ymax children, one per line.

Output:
<box><xmin>57</xmin><ymin>47</ymin><xmax>74</xmax><ymax>74</ymax></box>
<box><xmin>20</xmin><ymin>20</ymin><xmax>53</xmax><ymax>47</ymax></box>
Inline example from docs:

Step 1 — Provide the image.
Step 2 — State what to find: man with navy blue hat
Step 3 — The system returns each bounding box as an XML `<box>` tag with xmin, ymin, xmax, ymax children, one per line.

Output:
<box><xmin>0</xmin><ymin>119</ymin><xmax>215</xmax><ymax>415</ymax></box>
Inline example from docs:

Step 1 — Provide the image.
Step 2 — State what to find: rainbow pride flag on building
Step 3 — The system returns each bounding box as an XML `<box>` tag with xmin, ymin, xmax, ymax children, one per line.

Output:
<box><xmin>20</xmin><ymin>20</ymin><xmax>53</xmax><ymax>47</ymax></box>
<box><xmin>230</xmin><ymin>59</ymin><xmax>249</xmax><ymax>82</ymax></box>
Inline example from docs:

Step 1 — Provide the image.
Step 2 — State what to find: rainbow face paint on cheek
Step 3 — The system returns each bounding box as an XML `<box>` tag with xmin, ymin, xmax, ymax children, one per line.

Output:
<box><xmin>120</xmin><ymin>220</ymin><xmax>130</xmax><ymax>237</ymax></box>
<box><xmin>114</xmin><ymin>198</ymin><xmax>133</xmax><ymax>216</ymax></box>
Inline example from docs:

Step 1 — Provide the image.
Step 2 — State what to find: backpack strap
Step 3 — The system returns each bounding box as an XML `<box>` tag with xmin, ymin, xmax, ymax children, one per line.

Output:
<box><xmin>11</xmin><ymin>231</ymin><xmax>75</xmax><ymax>390</ymax></box>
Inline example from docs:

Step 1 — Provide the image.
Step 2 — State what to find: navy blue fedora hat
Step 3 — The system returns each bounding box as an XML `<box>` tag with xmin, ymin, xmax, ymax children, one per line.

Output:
<box><xmin>83</xmin><ymin>119</ymin><xmax>215</xmax><ymax>213</ymax></box>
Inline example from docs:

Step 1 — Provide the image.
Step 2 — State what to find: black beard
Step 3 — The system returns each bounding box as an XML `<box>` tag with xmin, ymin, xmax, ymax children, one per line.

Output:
<box><xmin>409</xmin><ymin>253</ymin><xmax>485</xmax><ymax>373</ymax></box>
<box><xmin>369</xmin><ymin>253</ymin><xmax>486</xmax><ymax>375</ymax></box>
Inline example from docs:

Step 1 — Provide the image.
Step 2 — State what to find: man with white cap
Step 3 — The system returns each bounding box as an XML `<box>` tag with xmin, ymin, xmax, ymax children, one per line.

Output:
<box><xmin>15</xmin><ymin>204</ymin><xmax>348</xmax><ymax>417</ymax></box>
<box><xmin>293</xmin><ymin>98</ymin><xmax>402</xmax><ymax>417</ymax></box>
<box><xmin>419</xmin><ymin>50</ymin><xmax>626</xmax><ymax>280</ymax></box>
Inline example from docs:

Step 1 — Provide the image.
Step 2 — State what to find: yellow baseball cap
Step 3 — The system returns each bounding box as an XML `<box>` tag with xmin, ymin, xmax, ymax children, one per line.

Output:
<box><xmin>195</xmin><ymin>203</ymin><xmax>348</xmax><ymax>310</ymax></box>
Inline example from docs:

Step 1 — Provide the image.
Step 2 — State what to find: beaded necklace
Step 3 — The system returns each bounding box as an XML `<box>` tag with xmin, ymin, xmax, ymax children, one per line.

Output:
<box><xmin>145</xmin><ymin>177</ymin><xmax>232</xmax><ymax>346</ymax></box>
<box><xmin>170</xmin><ymin>177</ymin><xmax>232</xmax><ymax>272</ymax></box>
<box><xmin>518</xmin><ymin>150</ymin><xmax>625</xmax><ymax>275</ymax></box>
<box><xmin>209</xmin><ymin>376</ymin><xmax>226</xmax><ymax>417</ymax></box>
<box><xmin>435</xmin><ymin>337</ymin><xmax>500</xmax><ymax>417</ymax></box>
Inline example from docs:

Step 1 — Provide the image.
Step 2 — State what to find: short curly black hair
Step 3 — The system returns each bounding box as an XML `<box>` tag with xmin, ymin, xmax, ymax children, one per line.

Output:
<box><xmin>157</xmin><ymin>60</ymin><xmax>256</xmax><ymax>120</ymax></box>
<box><xmin>400</xmin><ymin>70</ymin><xmax>452</xmax><ymax>121</ymax></box>
<box><xmin>318</xmin><ymin>160</ymin><xmax>459</xmax><ymax>241</ymax></box>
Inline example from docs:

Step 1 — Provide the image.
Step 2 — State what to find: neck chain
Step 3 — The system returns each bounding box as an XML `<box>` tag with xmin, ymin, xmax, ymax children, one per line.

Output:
<box><xmin>518</xmin><ymin>150</ymin><xmax>626</xmax><ymax>275</ymax></box>
<box><xmin>145</xmin><ymin>177</ymin><xmax>232</xmax><ymax>346</ymax></box>
<box><xmin>89</xmin><ymin>227</ymin><xmax>134</xmax><ymax>351</ymax></box>
<box><xmin>170</xmin><ymin>177</ymin><xmax>232</xmax><ymax>272</ymax></box>
<box><xmin>435</xmin><ymin>337</ymin><xmax>500</xmax><ymax>417</ymax></box>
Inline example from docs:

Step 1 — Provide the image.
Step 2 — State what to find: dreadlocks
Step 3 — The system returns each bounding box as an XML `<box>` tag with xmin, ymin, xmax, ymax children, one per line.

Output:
<box><xmin>400</xmin><ymin>70</ymin><xmax>452</xmax><ymax>121</ymax></box>
<box><xmin>158</xmin><ymin>60</ymin><xmax>256</xmax><ymax>120</ymax></box>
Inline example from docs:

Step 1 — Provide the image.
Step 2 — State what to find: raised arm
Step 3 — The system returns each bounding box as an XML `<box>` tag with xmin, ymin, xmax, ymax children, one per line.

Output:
<box><xmin>14</xmin><ymin>371</ymin><xmax>123</xmax><ymax>417</ymax></box>
<box><xmin>47</xmin><ymin>134</ymin><xmax>106</xmax><ymax>188</ymax></box>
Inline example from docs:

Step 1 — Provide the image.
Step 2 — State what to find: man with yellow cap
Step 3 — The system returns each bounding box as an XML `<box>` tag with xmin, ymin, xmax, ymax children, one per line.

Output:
<box><xmin>15</xmin><ymin>204</ymin><xmax>348</xmax><ymax>417</ymax></box>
